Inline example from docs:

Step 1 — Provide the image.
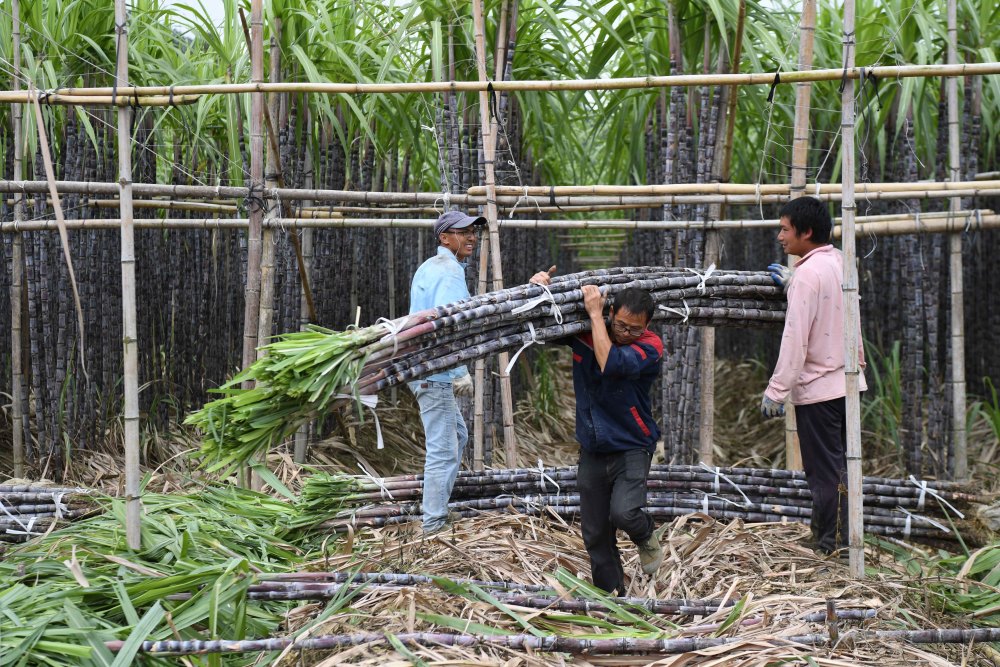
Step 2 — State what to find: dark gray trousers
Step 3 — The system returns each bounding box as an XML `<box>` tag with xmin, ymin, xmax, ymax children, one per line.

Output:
<box><xmin>795</xmin><ymin>398</ymin><xmax>850</xmax><ymax>552</ymax></box>
<box><xmin>577</xmin><ymin>448</ymin><xmax>655</xmax><ymax>594</ymax></box>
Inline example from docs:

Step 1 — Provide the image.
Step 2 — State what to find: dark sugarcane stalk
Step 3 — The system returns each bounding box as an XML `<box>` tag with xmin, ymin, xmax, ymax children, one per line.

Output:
<box><xmin>110</xmin><ymin>625</ymin><xmax>1000</xmax><ymax>657</ymax></box>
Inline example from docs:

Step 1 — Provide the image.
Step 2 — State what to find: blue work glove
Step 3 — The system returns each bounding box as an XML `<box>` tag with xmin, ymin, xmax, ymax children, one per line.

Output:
<box><xmin>760</xmin><ymin>395</ymin><xmax>785</xmax><ymax>419</ymax></box>
<box><xmin>767</xmin><ymin>263</ymin><xmax>794</xmax><ymax>292</ymax></box>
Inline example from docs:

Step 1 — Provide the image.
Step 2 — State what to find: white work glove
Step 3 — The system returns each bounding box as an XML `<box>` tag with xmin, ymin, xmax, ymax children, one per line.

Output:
<box><xmin>453</xmin><ymin>374</ymin><xmax>474</xmax><ymax>398</ymax></box>
<box><xmin>760</xmin><ymin>395</ymin><xmax>785</xmax><ymax>419</ymax></box>
<box><xmin>768</xmin><ymin>263</ymin><xmax>794</xmax><ymax>292</ymax></box>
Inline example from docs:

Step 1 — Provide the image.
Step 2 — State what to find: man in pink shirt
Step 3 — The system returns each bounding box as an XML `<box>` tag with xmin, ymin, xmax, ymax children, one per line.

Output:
<box><xmin>761</xmin><ymin>196</ymin><xmax>867</xmax><ymax>557</ymax></box>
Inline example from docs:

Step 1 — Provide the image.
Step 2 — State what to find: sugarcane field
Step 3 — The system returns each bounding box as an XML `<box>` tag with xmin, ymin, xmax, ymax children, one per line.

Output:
<box><xmin>5</xmin><ymin>0</ymin><xmax>1000</xmax><ymax>664</ymax></box>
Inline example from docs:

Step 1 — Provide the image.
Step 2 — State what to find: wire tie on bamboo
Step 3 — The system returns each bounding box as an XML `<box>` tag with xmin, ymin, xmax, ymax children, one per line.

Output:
<box><xmin>658</xmin><ymin>300</ymin><xmax>690</xmax><ymax>323</ymax></box>
<box><xmin>908</xmin><ymin>476</ymin><xmax>964</xmax><ymax>518</ymax></box>
<box><xmin>504</xmin><ymin>321</ymin><xmax>544</xmax><ymax>375</ymax></box>
<box><xmin>508</xmin><ymin>185</ymin><xmax>540</xmax><ymax>219</ymax></box>
<box><xmin>698</xmin><ymin>462</ymin><xmax>753</xmax><ymax>507</ymax></box>
<box><xmin>334</xmin><ymin>394</ymin><xmax>384</xmax><ymax>449</ymax></box>
<box><xmin>685</xmin><ymin>263</ymin><xmax>716</xmax><ymax>294</ymax></box>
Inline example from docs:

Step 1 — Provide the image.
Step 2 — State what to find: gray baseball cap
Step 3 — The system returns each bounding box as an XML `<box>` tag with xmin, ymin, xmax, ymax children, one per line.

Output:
<box><xmin>434</xmin><ymin>210</ymin><xmax>487</xmax><ymax>237</ymax></box>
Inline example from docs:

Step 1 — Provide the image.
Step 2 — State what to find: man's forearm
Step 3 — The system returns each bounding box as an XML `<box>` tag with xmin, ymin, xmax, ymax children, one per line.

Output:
<box><xmin>590</xmin><ymin>313</ymin><xmax>612</xmax><ymax>371</ymax></box>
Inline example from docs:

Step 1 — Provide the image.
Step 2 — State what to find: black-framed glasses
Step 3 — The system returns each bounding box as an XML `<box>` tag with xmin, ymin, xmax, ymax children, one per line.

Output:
<box><xmin>446</xmin><ymin>228</ymin><xmax>479</xmax><ymax>238</ymax></box>
<box><xmin>612</xmin><ymin>321</ymin><xmax>646</xmax><ymax>337</ymax></box>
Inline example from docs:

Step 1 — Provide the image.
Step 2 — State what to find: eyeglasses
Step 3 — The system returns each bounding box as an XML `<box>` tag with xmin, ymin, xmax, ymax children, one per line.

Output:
<box><xmin>612</xmin><ymin>321</ymin><xmax>646</xmax><ymax>337</ymax></box>
<box><xmin>446</xmin><ymin>228</ymin><xmax>479</xmax><ymax>238</ymax></box>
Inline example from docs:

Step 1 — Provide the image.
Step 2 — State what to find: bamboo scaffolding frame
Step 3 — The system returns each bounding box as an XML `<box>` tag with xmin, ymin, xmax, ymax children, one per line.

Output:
<box><xmin>10</xmin><ymin>0</ymin><xmax>25</xmax><ymax>478</ymax></box>
<box><xmin>947</xmin><ymin>0</ymin><xmax>967</xmax><ymax>481</ymax></box>
<box><xmin>841</xmin><ymin>0</ymin><xmax>864</xmax><ymax>578</ymax></box>
<box><xmin>473</xmin><ymin>179</ymin><xmax>1000</xmax><ymax>196</ymax></box>
<box><xmin>11</xmin><ymin>62</ymin><xmax>1000</xmax><ymax>100</ymax></box>
<box><xmin>6</xmin><ymin>211</ymin><xmax>997</xmax><ymax>234</ymax></box>
<box><xmin>0</xmin><ymin>92</ymin><xmax>201</xmax><ymax>106</ymax></box>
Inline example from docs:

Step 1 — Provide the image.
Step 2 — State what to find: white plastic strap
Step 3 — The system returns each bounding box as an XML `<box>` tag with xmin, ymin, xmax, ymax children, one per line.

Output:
<box><xmin>658</xmin><ymin>299</ymin><xmax>690</xmax><ymax>323</ymax></box>
<box><xmin>685</xmin><ymin>263</ymin><xmax>716</xmax><ymax>294</ymax></box>
<box><xmin>509</xmin><ymin>186</ymin><xmax>541</xmax><ymax>218</ymax></box>
<box><xmin>511</xmin><ymin>283</ymin><xmax>563</xmax><ymax>324</ymax></box>
<box><xmin>52</xmin><ymin>492</ymin><xmax>67</xmax><ymax>519</ymax></box>
<box><xmin>376</xmin><ymin>317</ymin><xmax>405</xmax><ymax>357</ymax></box>
<box><xmin>699</xmin><ymin>462</ymin><xmax>753</xmax><ymax>507</ymax></box>
<box><xmin>903</xmin><ymin>512</ymin><xmax>912</xmax><ymax>539</ymax></box>
<box><xmin>908</xmin><ymin>476</ymin><xmax>964</xmax><ymax>519</ymax></box>
<box><xmin>335</xmin><ymin>394</ymin><xmax>384</xmax><ymax>449</ymax></box>
<box><xmin>505</xmin><ymin>322</ymin><xmax>544</xmax><ymax>375</ymax></box>
<box><xmin>702</xmin><ymin>494</ymin><xmax>710</xmax><ymax>513</ymax></box>
<box><xmin>358</xmin><ymin>466</ymin><xmax>394</xmax><ymax>500</ymax></box>
<box><xmin>898</xmin><ymin>507</ymin><xmax>950</xmax><ymax>535</ymax></box>
<box><xmin>536</xmin><ymin>459</ymin><xmax>561</xmax><ymax>498</ymax></box>
<box><xmin>0</xmin><ymin>499</ymin><xmax>40</xmax><ymax>537</ymax></box>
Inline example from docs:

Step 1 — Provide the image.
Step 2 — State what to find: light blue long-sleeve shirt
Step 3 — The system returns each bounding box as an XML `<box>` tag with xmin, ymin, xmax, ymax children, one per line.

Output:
<box><xmin>409</xmin><ymin>245</ymin><xmax>471</xmax><ymax>382</ymax></box>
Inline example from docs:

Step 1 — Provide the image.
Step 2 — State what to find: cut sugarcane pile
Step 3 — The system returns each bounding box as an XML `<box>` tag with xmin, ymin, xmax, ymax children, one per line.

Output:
<box><xmin>300</xmin><ymin>464</ymin><xmax>989</xmax><ymax>547</ymax></box>
<box><xmin>0</xmin><ymin>484</ymin><xmax>99</xmax><ymax>543</ymax></box>
<box><xmin>187</xmin><ymin>266</ymin><xmax>785</xmax><ymax>471</ymax></box>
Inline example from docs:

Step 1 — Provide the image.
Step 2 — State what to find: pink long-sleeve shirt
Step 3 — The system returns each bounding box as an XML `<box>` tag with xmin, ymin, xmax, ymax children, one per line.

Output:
<box><xmin>765</xmin><ymin>244</ymin><xmax>867</xmax><ymax>406</ymax></box>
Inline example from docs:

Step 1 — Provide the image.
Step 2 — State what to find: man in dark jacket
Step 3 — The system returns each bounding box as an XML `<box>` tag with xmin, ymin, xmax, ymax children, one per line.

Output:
<box><xmin>531</xmin><ymin>270</ymin><xmax>664</xmax><ymax>594</ymax></box>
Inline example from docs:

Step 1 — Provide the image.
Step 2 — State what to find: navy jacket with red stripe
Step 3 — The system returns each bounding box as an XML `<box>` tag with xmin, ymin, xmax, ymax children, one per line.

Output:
<box><xmin>564</xmin><ymin>326</ymin><xmax>663</xmax><ymax>454</ymax></box>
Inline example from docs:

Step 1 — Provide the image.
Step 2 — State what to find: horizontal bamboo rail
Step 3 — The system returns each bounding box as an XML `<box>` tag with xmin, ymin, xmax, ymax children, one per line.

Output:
<box><xmin>4</xmin><ymin>211</ymin><xmax>996</xmax><ymax>234</ymax></box>
<box><xmin>0</xmin><ymin>92</ymin><xmax>200</xmax><ymax>106</ymax></box>
<box><xmin>472</xmin><ymin>179</ymin><xmax>1000</xmax><ymax>196</ymax></box>
<box><xmin>10</xmin><ymin>62</ymin><xmax>1000</xmax><ymax>101</ymax></box>
<box><xmin>3</xmin><ymin>179</ymin><xmax>999</xmax><ymax>208</ymax></box>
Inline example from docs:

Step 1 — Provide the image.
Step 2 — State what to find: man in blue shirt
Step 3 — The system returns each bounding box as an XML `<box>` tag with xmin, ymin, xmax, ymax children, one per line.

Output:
<box><xmin>530</xmin><ymin>270</ymin><xmax>665</xmax><ymax>593</ymax></box>
<box><xmin>408</xmin><ymin>210</ymin><xmax>485</xmax><ymax>534</ymax></box>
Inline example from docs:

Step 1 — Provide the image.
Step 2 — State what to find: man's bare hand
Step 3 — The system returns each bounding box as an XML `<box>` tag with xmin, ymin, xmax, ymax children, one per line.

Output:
<box><xmin>582</xmin><ymin>284</ymin><xmax>605</xmax><ymax>318</ymax></box>
<box><xmin>530</xmin><ymin>265</ymin><xmax>557</xmax><ymax>286</ymax></box>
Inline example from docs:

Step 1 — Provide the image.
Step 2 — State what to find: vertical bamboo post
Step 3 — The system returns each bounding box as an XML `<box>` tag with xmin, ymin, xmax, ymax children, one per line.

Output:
<box><xmin>114</xmin><ymin>0</ymin><xmax>141</xmax><ymax>549</ymax></box>
<box><xmin>699</xmin><ymin>1</ymin><xmax>745</xmax><ymax>465</ymax></box>
<box><xmin>840</xmin><ymin>0</ymin><xmax>864</xmax><ymax>578</ymax></box>
<box><xmin>10</xmin><ymin>0</ymin><xmax>26</xmax><ymax>478</ymax></box>
<box><xmin>946</xmin><ymin>0</ymin><xmax>967</xmax><ymax>481</ymax></box>
<box><xmin>257</xmin><ymin>24</ymin><xmax>281</xmax><ymax>363</ymax></box>
<box><xmin>294</xmin><ymin>106</ymin><xmax>314</xmax><ymax>464</ymax></box>
<box><xmin>241</xmin><ymin>0</ymin><xmax>265</xmax><ymax>376</ymax></box>
<box><xmin>783</xmin><ymin>0</ymin><xmax>817</xmax><ymax>472</ymax></box>
<box><xmin>472</xmin><ymin>0</ymin><xmax>518</xmax><ymax>465</ymax></box>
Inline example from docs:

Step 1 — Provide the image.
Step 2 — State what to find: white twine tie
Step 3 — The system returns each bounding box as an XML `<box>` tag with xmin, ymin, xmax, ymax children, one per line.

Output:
<box><xmin>699</xmin><ymin>462</ymin><xmax>753</xmax><ymax>507</ymax></box>
<box><xmin>908</xmin><ymin>476</ymin><xmax>965</xmax><ymax>518</ymax></box>
<box><xmin>686</xmin><ymin>263</ymin><xmax>716</xmax><ymax>294</ymax></box>
<box><xmin>358</xmin><ymin>466</ymin><xmax>394</xmax><ymax>500</ymax></box>
<box><xmin>898</xmin><ymin>506</ymin><xmax>950</xmax><ymax>536</ymax></box>
<box><xmin>0</xmin><ymin>499</ymin><xmax>39</xmax><ymax>537</ymax></box>
<box><xmin>658</xmin><ymin>299</ymin><xmax>690</xmax><ymax>324</ymax></box>
<box><xmin>536</xmin><ymin>459</ymin><xmax>561</xmax><ymax>499</ymax></box>
<box><xmin>335</xmin><ymin>394</ymin><xmax>384</xmax><ymax>449</ymax></box>
<box><xmin>511</xmin><ymin>283</ymin><xmax>563</xmax><ymax>324</ymax></box>
<box><xmin>376</xmin><ymin>316</ymin><xmax>405</xmax><ymax>357</ymax></box>
<box><xmin>504</xmin><ymin>322</ymin><xmax>544</xmax><ymax>375</ymax></box>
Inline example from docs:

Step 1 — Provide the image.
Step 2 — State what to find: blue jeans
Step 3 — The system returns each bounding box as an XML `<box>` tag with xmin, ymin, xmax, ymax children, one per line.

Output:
<box><xmin>409</xmin><ymin>380</ymin><xmax>468</xmax><ymax>531</ymax></box>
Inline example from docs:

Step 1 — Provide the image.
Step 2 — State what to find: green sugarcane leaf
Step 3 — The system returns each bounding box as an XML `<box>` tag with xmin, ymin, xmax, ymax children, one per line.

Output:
<box><xmin>467</xmin><ymin>584</ymin><xmax>547</xmax><ymax>637</ymax></box>
<box><xmin>110</xmin><ymin>600</ymin><xmax>165</xmax><ymax>667</ymax></box>
<box><xmin>63</xmin><ymin>601</ymin><xmax>115</xmax><ymax>667</ymax></box>
<box><xmin>385</xmin><ymin>633</ymin><xmax>429</xmax><ymax>667</ymax></box>
<box><xmin>415</xmin><ymin>612</ymin><xmax>516</xmax><ymax>636</ymax></box>
<box><xmin>714</xmin><ymin>596</ymin><xmax>747</xmax><ymax>636</ymax></box>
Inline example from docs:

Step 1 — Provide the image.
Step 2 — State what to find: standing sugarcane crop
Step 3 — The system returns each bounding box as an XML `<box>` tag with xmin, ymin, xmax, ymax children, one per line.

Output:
<box><xmin>532</xmin><ymin>268</ymin><xmax>664</xmax><ymax>593</ymax></box>
<box><xmin>760</xmin><ymin>197</ymin><xmax>868</xmax><ymax>559</ymax></box>
<box><xmin>407</xmin><ymin>210</ymin><xmax>485</xmax><ymax>534</ymax></box>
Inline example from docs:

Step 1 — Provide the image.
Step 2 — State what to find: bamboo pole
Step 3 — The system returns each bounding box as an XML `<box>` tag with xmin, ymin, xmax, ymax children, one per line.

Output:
<box><xmin>783</xmin><ymin>0</ymin><xmax>817</xmax><ymax>473</ymax></box>
<box><xmin>473</xmin><ymin>0</ymin><xmax>518</xmax><ymax>464</ymax></box>
<box><xmin>699</xmin><ymin>3</ymin><xmax>745</xmax><ymax>466</ymax></box>
<box><xmin>294</xmin><ymin>108</ymin><xmax>314</xmax><ymax>464</ymax></box>
<box><xmin>946</xmin><ymin>0</ymin><xmax>967</xmax><ymax>481</ymax></box>
<box><xmin>113</xmin><ymin>0</ymin><xmax>142</xmax><ymax>550</ymax></box>
<box><xmin>242</xmin><ymin>0</ymin><xmax>265</xmax><ymax>382</ymax></box>
<box><xmin>0</xmin><ymin>92</ymin><xmax>200</xmax><ymax>106</ymax></box>
<box><xmin>840</xmin><ymin>0</ymin><xmax>864</xmax><ymax>579</ymax></box>
<box><xmin>10</xmin><ymin>0</ymin><xmax>26</xmax><ymax>478</ymax></box>
<box><xmin>474</xmin><ymin>179</ymin><xmax>1000</xmax><ymax>196</ymax></box>
<box><xmin>6</xmin><ymin>211</ymin><xmax>997</xmax><ymax>233</ymax></box>
<box><xmin>4</xmin><ymin>178</ymin><xmax>1000</xmax><ymax>204</ymax></box>
<box><xmin>14</xmin><ymin>61</ymin><xmax>1000</xmax><ymax>100</ymax></box>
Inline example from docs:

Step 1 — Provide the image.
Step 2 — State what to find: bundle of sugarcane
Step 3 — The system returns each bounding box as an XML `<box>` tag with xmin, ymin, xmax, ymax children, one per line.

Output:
<box><xmin>0</xmin><ymin>484</ymin><xmax>100</xmax><ymax>543</ymax></box>
<box><xmin>296</xmin><ymin>464</ymin><xmax>986</xmax><ymax>547</ymax></box>
<box><xmin>186</xmin><ymin>267</ymin><xmax>785</xmax><ymax>471</ymax></box>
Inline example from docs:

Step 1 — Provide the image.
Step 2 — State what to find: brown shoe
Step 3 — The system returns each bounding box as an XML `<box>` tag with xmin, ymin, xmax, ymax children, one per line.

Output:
<box><xmin>638</xmin><ymin>535</ymin><xmax>663</xmax><ymax>575</ymax></box>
